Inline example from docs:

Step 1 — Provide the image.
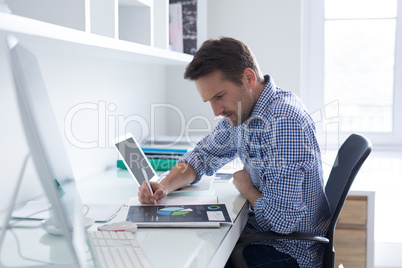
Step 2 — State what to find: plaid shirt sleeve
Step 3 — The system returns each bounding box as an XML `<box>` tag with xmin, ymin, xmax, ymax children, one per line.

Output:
<box><xmin>249</xmin><ymin>115</ymin><xmax>317</xmax><ymax>234</ymax></box>
<box><xmin>179</xmin><ymin>119</ymin><xmax>237</xmax><ymax>183</ymax></box>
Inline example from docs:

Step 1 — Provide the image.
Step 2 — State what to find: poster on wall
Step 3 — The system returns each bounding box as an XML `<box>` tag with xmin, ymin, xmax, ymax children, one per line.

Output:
<box><xmin>169</xmin><ymin>0</ymin><xmax>197</xmax><ymax>55</ymax></box>
<box><xmin>169</xmin><ymin>2</ymin><xmax>183</xmax><ymax>53</ymax></box>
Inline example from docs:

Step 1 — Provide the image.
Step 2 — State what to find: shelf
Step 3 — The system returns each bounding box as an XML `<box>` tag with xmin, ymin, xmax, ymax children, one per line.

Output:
<box><xmin>119</xmin><ymin>0</ymin><xmax>152</xmax><ymax>7</ymax></box>
<box><xmin>0</xmin><ymin>12</ymin><xmax>193</xmax><ymax>66</ymax></box>
<box><xmin>118</xmin><ymin>0</ymin><xmax>153</xmax><ymax>45</ymax></box>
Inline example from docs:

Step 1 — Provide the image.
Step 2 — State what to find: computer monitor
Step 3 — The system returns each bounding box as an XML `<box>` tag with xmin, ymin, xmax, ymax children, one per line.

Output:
<box><xmin>6</xmin><ymin>35</ymin><xmax>88</xmax><ymax>267</ymax></box>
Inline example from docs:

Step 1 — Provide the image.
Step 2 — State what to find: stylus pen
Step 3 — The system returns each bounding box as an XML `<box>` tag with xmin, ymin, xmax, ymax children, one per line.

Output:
<box><xmin>142</xmin><ymin>169</ymin><xmax>157</xmax><ymax>205</ymax></box>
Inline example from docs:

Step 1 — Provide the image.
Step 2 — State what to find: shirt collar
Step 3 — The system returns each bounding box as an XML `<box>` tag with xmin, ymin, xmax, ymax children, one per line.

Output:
<box><xmin>249</xmin><ymin>74</ymin><xmax>276</xmax><ymax>120</ymax></box>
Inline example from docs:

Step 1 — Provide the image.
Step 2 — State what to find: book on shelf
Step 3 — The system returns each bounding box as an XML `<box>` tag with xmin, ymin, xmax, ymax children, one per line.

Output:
<box><xmin>169</xmin><ymin>2</ymin><xmax>183</xmax><ymax>53</ymax></box>
<box><xmin>169</xmin><ymin>0</ymin><xmax>198</xmax><ymax>55</ymax></box>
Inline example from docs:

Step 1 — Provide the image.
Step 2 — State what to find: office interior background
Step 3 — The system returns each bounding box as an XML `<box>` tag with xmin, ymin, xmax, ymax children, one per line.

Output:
<box><xmin>0</xmin><ymin>0</ymin><xmax>401</xmax><ymax>267</ymax></box>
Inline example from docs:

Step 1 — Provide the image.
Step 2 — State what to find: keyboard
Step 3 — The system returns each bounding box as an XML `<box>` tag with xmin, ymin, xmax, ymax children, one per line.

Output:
<box><xmin>88</xmin><ymin>231</ymin><xmax>152</xmax><ymax>268</ymax></box>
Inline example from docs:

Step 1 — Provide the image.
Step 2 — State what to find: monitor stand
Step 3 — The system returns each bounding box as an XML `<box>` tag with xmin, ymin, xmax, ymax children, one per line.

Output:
<box><xmin>0</xmin><ymin>153</ymin><xmax>80</xmax><ymax>268</ymax></box>
<box><xmin>0</xmin><ymin>153</ymin><xmax>30</xmax><ymax>254</ymax></box>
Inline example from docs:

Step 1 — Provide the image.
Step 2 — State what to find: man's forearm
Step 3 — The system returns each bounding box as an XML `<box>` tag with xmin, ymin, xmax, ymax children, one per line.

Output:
<box><xmin>161</xmin><ymin>162</ymin><xmax>197</xmax><ymax>194</ymax></box>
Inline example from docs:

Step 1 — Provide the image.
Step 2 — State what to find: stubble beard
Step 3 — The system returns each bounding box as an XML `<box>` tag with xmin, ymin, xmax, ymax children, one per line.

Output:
<box><xmin>225</xmin><ymin>101</ymin><xmax>246</xmax><ymax>127</ymax></box>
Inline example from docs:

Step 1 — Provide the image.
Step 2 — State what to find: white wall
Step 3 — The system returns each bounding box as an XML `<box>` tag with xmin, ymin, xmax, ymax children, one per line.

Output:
<box><xmin>165</xmin><ymin>66</ymin><xmax>216</xmax><ymax>142</ymax></box>
<box><xmin>0</xmin><ymin>40</ymin><xmax>169</xmax><ymax>210</ymax></box>
<box><xmin>165</xmin><ymin>0</ymin><xmax>303</xmax><ymax>136</ymax></box>
<box><xmin>207</xmin><ymin>0</ymin><xmax>302</xmax><ymax>96</ymax></box>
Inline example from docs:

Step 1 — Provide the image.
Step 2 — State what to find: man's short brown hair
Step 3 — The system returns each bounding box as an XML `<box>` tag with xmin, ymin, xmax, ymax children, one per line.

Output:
<box><xmin>184</xmin><ymin>37</ymin><xmax>264</xmax><ymax>85</ymax></box>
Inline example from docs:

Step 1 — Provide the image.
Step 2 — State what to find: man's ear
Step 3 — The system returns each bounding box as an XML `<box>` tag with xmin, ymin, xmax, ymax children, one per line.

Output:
<box><xmin>243</xmin><ymin>68</ymin><xmax>257</xmax><ymax>88</ymax></box>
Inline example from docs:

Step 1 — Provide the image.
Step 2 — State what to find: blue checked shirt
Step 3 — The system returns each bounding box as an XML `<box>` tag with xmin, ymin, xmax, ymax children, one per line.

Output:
<box><xmin>180</xmin><ymin>75</ymin><xmax>331</xmax><ymax>267</ymax></box>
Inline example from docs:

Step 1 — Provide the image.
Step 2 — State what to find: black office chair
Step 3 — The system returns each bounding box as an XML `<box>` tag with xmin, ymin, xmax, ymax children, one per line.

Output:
<box><xmin>229</xmin><ymin>133</ymin><xmax>372</xmax><ymax>268</ymax></box>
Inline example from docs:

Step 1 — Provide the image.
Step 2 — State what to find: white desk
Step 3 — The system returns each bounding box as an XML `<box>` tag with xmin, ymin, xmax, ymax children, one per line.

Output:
<box><xmin>0</xmin><ymin>168</ymin><xmax>249</xmax><ymax>268</ymax></box>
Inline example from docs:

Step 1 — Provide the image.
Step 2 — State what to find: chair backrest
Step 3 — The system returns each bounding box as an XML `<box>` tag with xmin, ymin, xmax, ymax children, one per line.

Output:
<box><xmin>323</xmin><ymin>133</ymin><xmax>372</xmax><ymax>267</ymax></box>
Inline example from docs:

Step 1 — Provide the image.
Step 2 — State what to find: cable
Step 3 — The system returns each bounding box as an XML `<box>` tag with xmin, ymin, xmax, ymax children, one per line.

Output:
<box><xmin>5</xmin><ymin>229</ymin><xmax>55</xmax><ymax>266</ymax></box>
<box><xmin>83</xmin><ymin>204</ymin><xmax>89</xmax><ymax>217</ymax></box>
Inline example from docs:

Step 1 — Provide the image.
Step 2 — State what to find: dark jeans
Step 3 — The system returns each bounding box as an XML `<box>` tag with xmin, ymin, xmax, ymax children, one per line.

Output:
<box><xmin>225</xmin><ymin>245</ymin><xmax>300</xmax><ymax>268</ymax></box>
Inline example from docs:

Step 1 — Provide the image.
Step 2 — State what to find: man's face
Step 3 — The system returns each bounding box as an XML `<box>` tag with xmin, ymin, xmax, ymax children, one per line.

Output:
<box><xmin>195</xmin><ymin>70</ymin><xmax>255</xmax><ymax>126</ymax></box>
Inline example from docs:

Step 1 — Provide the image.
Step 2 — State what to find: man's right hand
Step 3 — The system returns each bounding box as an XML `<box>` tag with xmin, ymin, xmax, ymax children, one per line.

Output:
<box><xmin>138</xmin><ymin>181</ymin><xmax>167</xmax><ymax>204</ymax></box>
<box><xmin>137</xmin><ymin>162</ymin><xmax>197</xmax><ymax>205</ymax></box>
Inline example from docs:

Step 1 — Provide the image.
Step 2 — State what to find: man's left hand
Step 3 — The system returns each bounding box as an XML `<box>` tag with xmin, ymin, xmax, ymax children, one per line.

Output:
<box><xmin>232</xmin><ymin>168</ymin><xmax>262</xmax><ymax>210</ymax></box>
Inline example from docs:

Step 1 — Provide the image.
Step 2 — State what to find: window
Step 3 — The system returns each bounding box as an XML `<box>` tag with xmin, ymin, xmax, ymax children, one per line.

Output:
<box><xmin>303</xmin><ymin>0</ymin><xmax>402</xmax><ymax>149</ymax></box>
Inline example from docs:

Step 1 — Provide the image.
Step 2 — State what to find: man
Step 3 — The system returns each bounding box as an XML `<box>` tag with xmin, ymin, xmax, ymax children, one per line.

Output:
<box><xmin>138</xmin><ymin>37</ymin><xmax>331</xmax><ymax>267</ymax></box>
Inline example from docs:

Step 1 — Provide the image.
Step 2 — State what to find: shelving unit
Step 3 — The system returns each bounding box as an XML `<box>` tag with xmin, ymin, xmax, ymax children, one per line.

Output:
<box><xmin>334</xmin><ymin>191</ymin><xmax>375</xmax><ymax>268</ymax></box>
<box><xmin>0</xmin><ymin>0</ymin><xmax>200</xmax><ymax>66</ymax></box>
<box><xmin>6</xmin><ymin>0</ymin><xmax>86</xmax><ymax>31</ymax></box>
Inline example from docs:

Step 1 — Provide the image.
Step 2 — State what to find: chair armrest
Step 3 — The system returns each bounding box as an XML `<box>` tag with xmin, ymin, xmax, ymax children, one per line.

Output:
<box><xmin>230</xmin><ymin>231</ymin><xmax>329</xmax><ymax>268</ymax></box>
<box><xmin>237</xmin><ymin>231</ymin><xmax>329</xmax><ymax>246</ymax></box>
